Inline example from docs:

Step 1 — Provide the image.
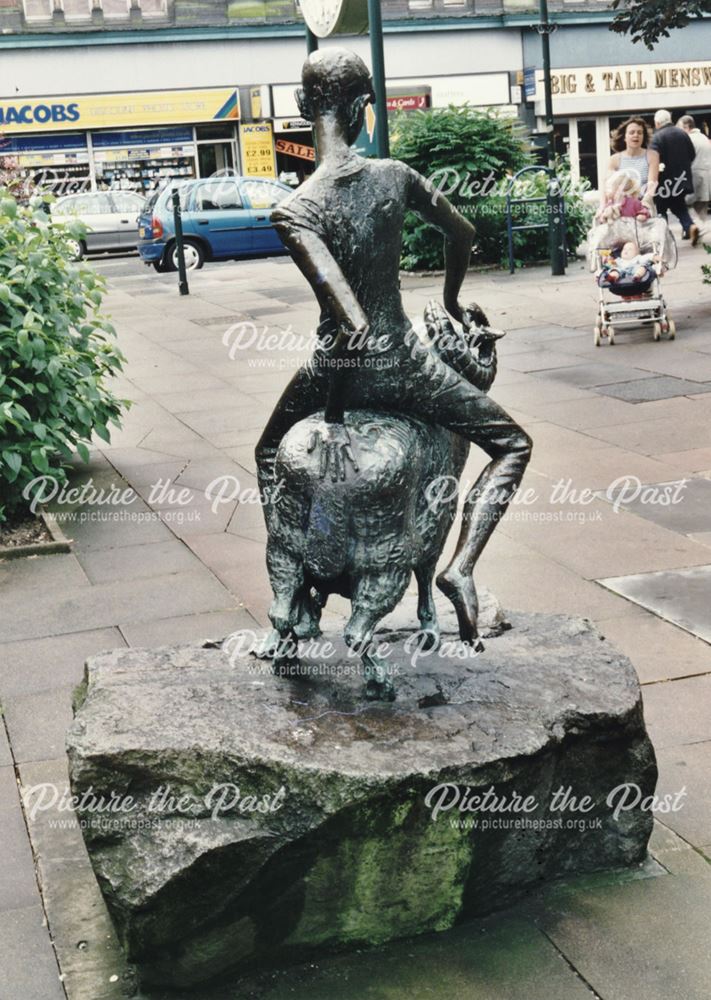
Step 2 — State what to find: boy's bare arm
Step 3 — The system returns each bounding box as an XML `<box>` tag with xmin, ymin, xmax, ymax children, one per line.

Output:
<box><xmin>405</xmin><ymin>167</ymin><xmax>487</xmax><ymax>326</ymax></box>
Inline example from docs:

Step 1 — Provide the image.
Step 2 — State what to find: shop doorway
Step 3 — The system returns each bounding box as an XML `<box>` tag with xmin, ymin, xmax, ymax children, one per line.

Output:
<box><xmin>198</xmin><ymin>142</ymin><xmax>235</xmax><ymax>179</ymax></box>
<box><xmin>577</xmin><ymin>119</ymin><xmax>598</xmax><ymax>189</ymax></box>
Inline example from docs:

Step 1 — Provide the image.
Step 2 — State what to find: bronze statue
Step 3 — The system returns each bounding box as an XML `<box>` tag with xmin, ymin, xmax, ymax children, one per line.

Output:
<box><xmin>256</xmin><ymin>48</ymin><xmax>531</xmax><ymax>698</ymax></box>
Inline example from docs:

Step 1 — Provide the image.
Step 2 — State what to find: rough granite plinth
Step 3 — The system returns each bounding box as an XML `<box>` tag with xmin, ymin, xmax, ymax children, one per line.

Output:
<box><xmin>66</xmin><ymin>610</ymin><xmax>657</xmax><ymax>992</ymax></box>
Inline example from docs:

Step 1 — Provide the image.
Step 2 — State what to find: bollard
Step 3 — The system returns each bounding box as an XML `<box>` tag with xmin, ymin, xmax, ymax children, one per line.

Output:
<box><xmin>171</xmin><ymin>188</ymin><xmax>189</xmax><ymax>296</ymax></box>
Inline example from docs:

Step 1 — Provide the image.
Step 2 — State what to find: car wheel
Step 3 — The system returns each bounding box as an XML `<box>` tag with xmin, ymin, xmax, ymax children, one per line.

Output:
<box><xmin>171</xmin><ymin>239</ymin><xmax>204</xmax><ymax>271</ymax></box>
<box><xmin>152</xmin><ymin>257</ymin><xmax>172</xmax><ymax>273</ymax></box>
<box><xmin>66</xmin><ymin>238</ymin><xmax>85</xmax><ymax>262</ymax></box>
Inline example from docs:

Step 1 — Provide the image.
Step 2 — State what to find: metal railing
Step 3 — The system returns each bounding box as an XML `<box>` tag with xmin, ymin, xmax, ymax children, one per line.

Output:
<box><xmin>505</xmin><ymin>164</ymin><xmax>567</xmax><ymax>275</ymax></box>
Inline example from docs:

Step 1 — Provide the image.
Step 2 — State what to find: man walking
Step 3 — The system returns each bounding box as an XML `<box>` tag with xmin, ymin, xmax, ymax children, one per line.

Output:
<box><xmin>679</xmin><ymin>115</ymin><xmax>711</xmax><ymax>233</ymax></box>
<box><xmin>650</xmin><ymin>109</ymin><xmax>698</xmax><ymax>246</ymax></box>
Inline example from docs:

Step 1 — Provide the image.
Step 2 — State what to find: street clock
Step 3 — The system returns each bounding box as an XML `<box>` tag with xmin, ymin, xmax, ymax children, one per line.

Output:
<box><xmin>299</xmin><ymin>0</ymin><xmax>369</xmax><ymax>37</ymax></box>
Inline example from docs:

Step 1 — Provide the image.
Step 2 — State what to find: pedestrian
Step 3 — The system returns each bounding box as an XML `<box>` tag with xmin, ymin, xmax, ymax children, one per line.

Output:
<box><xmin>678</xmin><ymin>114</ymin><xmax>711</xmax><ymax>233</ymax></box>
<box><xmin>650</xmin><ymin>109</ymin><xmax>699</xmax><ymax>246</ymax></box>
<box><xmin>603</xmin><ymin>116</ymin><xmax>658</xmax><ymax>208</ymax></box>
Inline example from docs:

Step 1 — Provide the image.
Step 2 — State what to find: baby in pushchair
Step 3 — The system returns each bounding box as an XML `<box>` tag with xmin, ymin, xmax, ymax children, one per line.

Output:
<box><xmin>588</xmin><ymin>215</ymin><xmax>678</xmax><ymax>345</ymax></box>
<box><xmin>600</xmin><ymin>240</ymin><xmax>662</xmax><ymax>288</ymax></box>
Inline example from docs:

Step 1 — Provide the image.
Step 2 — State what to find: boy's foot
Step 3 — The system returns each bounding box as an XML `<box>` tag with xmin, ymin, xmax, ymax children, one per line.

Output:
<box><xmin>436</xmin><ymin>567</ymin><xmax>483</xmax><ymax>650</ymax></box>
<box><xmin>689</xmin><ymin>224</ymin><xmax>700</xmax><ymax>247</ymax></box>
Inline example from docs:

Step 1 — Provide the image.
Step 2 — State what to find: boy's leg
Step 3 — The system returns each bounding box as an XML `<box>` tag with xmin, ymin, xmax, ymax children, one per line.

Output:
<box><xmin>255</xmin><ymin>364</ymin><xmax>328</xmax><ymax>522</ymax></box>
<box><xmin>407</xmin><ymin>374</ymin><xmax>532</xmax><ymax>644</ymax></box>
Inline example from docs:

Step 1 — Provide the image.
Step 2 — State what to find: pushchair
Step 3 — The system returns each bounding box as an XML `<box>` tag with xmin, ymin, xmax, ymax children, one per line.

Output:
<box><xmin>588</xmin><ymin>217</ymin><xmax>678</xmax><ymax>346</ymax></box>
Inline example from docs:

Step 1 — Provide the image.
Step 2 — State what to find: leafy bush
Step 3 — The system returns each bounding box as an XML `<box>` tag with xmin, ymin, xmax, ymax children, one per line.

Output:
<box><xmin>0</xmin><ymin>188</ymin><xmax>127</xmax><ymax>524</ymax></box>
<box><xmin>391</xmin><ymin>106</ymin><xmax>594</xmax><ymax>270</ymax></box>
<box><xmin>703</xmin><ymin>242</ymin><xmax>711</xmax><ymax>285</ymax></box>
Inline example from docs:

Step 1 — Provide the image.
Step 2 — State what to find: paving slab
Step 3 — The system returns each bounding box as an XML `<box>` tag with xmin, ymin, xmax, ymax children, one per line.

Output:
<box><xmin>654</xmin><ymin>742</ymin><xmax>711</xmax><ymax>850</ymax></box>
<box><xmin>2</xmin><ymin>687</ymin><xmax>75</xmax><ymax>764</ymax></box>
<box><xmin>594</xmin><ymin>612</ymin><xmax>711</xmax><ymax>684</ymax></box>
<box><xmin>0</xmin><ymin>723</ymin><xmax>12</xmax><ymax>767</ymax></box>
<box><xmin>0</xmin><ymin>767</ymin><xmax>42</xmax><ymax>912</ymax></box>
<box><xmin>599</xmin><ymin>564</ymin><xmax>711</xmax><ymax>643</ymax></box>
<box><xmin>593</xmin><ymin>375</ymin><xmax>711</xmax><ymax>403</ymax></box>
<box><xmin>0</xmin><ymin>553</ymin><xmax>89</xmax><ymax>603</ymax></box>
<box><xmin>532</xmin><ymin>362</ymin><xmax>650</xmax><ymax>387</ymax></box>
<box><xmin>642</xmin><ymin>674</ymin><xmax>711</xmax><ymax>751</ymax></box>
<box><xmin>525</xmin><ymin>394</ymin><xmax>641</xmax><ymax>431</ymax></box>
<box><xmin>0</xmin><ymin>627</ymin><xmax>125</xmax><ymax>698</ymax></box>
<box><xmin>253</xmin><ymin>916</ymin><xmax>598</xmax><ymax>1000</ymax></box>
<box><xmin>0</xmin><ymin>569</ymin><xmax>235</xmax><ymax>643</ymax></box>
<box><xmin>74</xmin><ymin>540</ymin><xmax>203</xmax><ymax>586</ymax></box>
<box><xmin>0</xmin><ymin>905</ymin><xmax>65</xmax><ymax>1000</ymax></box>
<box><xmin>19</xmin><ymin>759</ymin><xmax>132</xmax><ymax>1000</ymax></box>
<box><xmin>536</xmin><ymin>873</ymin><xmax>711</xmax><ymax>1000</ymax></box>
<box><xmin>118</xmin><ymin>607</ymin><xmax>257</xmax><ymax>646</ymax></box>
<box><xmin>596</xmin><ymin>476</ymin><xmax>711</xmax><ymax>535</ymax></box>
<box><xmin>583</xmin><ymin>414</ymin><xmax>711</xmax><ymax>455</ymax></box>
<box><xmin>649</xmin><ymin>820</ymin><xmax>711</xmax><ymax>877</ymax></box>
<box><xmin>504</xmin><ymin>350</ymin><xmax>586</xmax><ymax>373</ymax></box>
<box><xmin>500</xmin><ymin>499</ymin><xmax>711</xmax><ymax>580</ymax></box>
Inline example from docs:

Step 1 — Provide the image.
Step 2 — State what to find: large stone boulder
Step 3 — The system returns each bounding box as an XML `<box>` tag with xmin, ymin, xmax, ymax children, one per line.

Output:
<box><xmin>66</xmin><ymin>609</ymin><xmax>656</xmax><ymax>992</ymax></box>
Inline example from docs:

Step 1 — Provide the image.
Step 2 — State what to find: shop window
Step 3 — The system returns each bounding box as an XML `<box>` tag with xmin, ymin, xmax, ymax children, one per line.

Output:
<box><xmin>94</xmin><ymin>0</ymin><xmax>167</xmax><ymax>17</ymax></box>
<box><xmin>408</xmin><ymin>0</ymin><xmax>433</xmax><ymax>8</ymax></box>
<box><xmin>193</xmin><ymin>181</ymin><xmax>244</xmax><ymax>211</ymax></box>
<box><xmin>62</xmin><ymin>0</ymin><xmax>91</xmax><ymax>17</ymax></box>
<box><xmin>23</xmin><ymin>0</ymin><xmax>52</xmax><ymax>19</ymax></box>
<box><xmin>139</xmin><ymin>0</ymin><xmax>167</xmax><ymax>16</ymax></box>
<box><xmin>100</xmin><ymin>0</ymin><xmax>130</xmax><ymax>17</ymax></box>
<box><xmin>196</xmin><ymin>124</ymin><xmax>237</xmax><ymax>141</ymax></box>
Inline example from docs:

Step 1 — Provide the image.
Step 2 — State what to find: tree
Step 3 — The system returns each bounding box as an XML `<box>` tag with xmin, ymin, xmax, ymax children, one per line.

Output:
<box><xmin>391</xmin><ymin>106</ymin><xmax>592</xmax><ymax>270</ymax></box>
<box><xmin>610</xmin><ymin>0</ymin><xmax>711</xmax><ymax>49</ymax></box>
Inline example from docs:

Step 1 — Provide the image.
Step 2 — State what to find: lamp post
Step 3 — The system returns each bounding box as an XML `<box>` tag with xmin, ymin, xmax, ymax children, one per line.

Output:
<box><xmin>366</xmin><ymin>0</ymin><xmax>390</xmax><ymax>158</ymax></box>
<box><xmin>536</xmin><ymin>0</ymin><xmax>566</xmax><ymax>275</ymax></box>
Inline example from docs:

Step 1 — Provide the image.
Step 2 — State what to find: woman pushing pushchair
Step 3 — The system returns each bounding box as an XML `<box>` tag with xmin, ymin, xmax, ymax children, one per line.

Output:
<box><xmin>586</xmin><ymin>117</ymin><xmax>678</xmax><ymax>345</ymax></box>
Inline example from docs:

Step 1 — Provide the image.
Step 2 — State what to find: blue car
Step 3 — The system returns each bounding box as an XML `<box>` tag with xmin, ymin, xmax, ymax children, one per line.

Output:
<box><xmin>137</xmin><ymin>175</ymin><xmax>293</xmax><ymax>272</ymax></box>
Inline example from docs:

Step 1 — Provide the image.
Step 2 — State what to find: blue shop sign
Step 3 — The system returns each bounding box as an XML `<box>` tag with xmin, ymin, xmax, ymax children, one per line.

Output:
<box><xmin>92</xmin><ymin>127</ymin><xmax>194</xmax><ymax>148</ymax></box>
<box><xmin>1</xmin><ymin>132</ymin><xmax>87</xmax><ymax>153</ymax></box>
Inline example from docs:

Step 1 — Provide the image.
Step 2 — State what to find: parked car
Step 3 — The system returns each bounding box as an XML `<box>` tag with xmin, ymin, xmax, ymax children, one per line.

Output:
<box><xmin>51</xmin><ymin>191</ymin><xmax>146</xmax><ymax>259</ymax></box>
<box><xmin>137</xmin><ymin>175</ymin><xmax>293</xmax><ymax>272</ymax></box>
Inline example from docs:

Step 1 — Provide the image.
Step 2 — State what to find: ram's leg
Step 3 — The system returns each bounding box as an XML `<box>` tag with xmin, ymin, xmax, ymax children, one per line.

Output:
<box><xmin>345</xmin><ymin>570</ymin><xmax>408</xmax><ymax>702</ymax></box>
<box><xmin>415</xmin><ymin>561</ymin><xmax>440</xmax><ymax>652</ymax></box>
<box><xmin>266</xmin><ymin>541</ymin><xmax>303</xmax><ymax>676</ymax></box>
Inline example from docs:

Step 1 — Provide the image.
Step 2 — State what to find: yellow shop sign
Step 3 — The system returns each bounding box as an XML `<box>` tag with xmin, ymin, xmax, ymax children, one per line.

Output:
<box><xmin>0</xmin><ymin>88</ymin><xmax>240</xmax><ymax>133</ymax></box>
<box><xmin>240</xmin><ymin>122</ymin><xmax>277</xmax><ymax>178</ymax></box>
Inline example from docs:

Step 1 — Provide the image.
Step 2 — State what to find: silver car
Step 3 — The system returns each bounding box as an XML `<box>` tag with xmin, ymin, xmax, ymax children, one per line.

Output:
<box><xmin>51</xmin><ymin>191</ymin><xmax>146</xmax><ymax>259</ymax></box>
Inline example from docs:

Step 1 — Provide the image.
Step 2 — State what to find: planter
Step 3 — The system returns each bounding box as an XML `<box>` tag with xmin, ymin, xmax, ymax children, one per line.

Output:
<box><xmin>0</xmin><ymin>510</ymin><xmax>72</xmax><ymax>560</ymax></box>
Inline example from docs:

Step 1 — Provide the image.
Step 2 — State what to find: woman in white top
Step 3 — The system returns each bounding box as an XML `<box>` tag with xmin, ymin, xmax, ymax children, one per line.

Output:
<box><xmin>603</xmin><ymin>117</ymin><xmax>660</xmax><ymax>206</ymax></box>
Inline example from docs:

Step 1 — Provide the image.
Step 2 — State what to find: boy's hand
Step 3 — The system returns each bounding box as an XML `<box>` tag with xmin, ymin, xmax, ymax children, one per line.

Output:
<box><xmin>307</xmin><ymin>424</ymin><xmax>359</xmax><ymax>482</ymax></box>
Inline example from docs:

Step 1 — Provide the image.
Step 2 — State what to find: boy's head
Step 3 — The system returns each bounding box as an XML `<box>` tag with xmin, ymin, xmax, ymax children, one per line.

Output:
<box><xmin>620</xmin><ymin>241</ymin><xmax>640</xmax><ymax>260</ymax></box>
<box><xmin>296</xmin><ymin>48</ymin><xmax>375</xmax><ymax>144</ymax></box>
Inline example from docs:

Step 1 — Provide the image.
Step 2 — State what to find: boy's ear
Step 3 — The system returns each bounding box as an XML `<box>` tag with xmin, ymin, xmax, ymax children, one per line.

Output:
<box><xmin>348</xmin><ymin>93</ymin><xmax>371</xmax><ymax>133</ymax></box>
<box><xmin>295</xmin><ymin>87</ymin><xmax>314</xmax><ymax>122</ymax></box>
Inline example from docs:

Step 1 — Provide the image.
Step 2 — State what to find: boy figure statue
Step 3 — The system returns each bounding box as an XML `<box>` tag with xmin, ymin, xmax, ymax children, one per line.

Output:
<box><xmin>256</xmin><ymin>47</ymin><xmax>532</xmax><ymax>648</ymax></box>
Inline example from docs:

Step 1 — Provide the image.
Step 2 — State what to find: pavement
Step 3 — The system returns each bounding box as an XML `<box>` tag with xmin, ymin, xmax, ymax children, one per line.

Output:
<box><xmin>1</xmin><ymin>232</ymin><xmax>711</xmax><ymax>999</ymax></box>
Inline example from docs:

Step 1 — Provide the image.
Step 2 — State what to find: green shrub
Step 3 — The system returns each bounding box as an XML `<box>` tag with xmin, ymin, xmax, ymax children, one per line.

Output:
<box><xmin>0</xmin><ymin>189</ymin><xmax>128</xmax><ymax>524</ymax></box>
<box><xmin>391</xmin><ymin>106</ymin><xmax>593</xmax><ymax>270</ymax></box>
<box><xmin>703</xmin><ymin>242</ymin><xmax>711</xmax><ymax>285</ymax></box>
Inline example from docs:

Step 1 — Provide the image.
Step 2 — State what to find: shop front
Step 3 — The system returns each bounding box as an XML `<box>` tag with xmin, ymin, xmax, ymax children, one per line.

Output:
<box><xmin>0</xmin><ymin>87</ymin><xmax>243</xmax><ymax>194</ymax></box>
<box><xmin>532</xmin><ymin>59</ymin><xmax>711</xmax><ymax>192</ymax></box>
